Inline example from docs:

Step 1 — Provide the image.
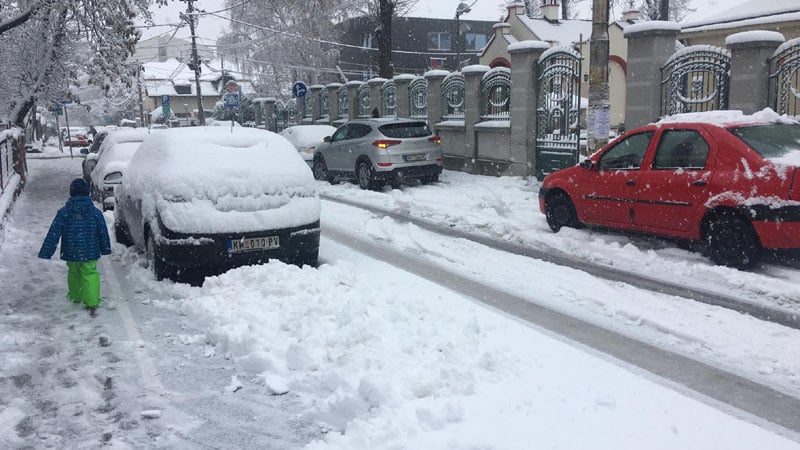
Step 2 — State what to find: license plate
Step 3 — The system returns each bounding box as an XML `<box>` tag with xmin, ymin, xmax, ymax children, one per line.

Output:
<box><xmin>403</xmin><ymin>153</ymin><xmax>426</xmax><ymax>162</ymax></box>
<box><xmin>228</xmin><ymin>236</ymin><xmax>280</xmax><ymax>253</ymax></box>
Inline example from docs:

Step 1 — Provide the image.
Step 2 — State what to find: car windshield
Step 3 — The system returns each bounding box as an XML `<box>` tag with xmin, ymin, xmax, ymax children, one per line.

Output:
<box><xmin>378</xmin><ymin>122</ymin><xmax>431</xmax><ymax>138</ymax></box>
<box><xmin>728</xmin><ymin>123</ymin><xmax>800</xmax><ymax>158</ymax></box>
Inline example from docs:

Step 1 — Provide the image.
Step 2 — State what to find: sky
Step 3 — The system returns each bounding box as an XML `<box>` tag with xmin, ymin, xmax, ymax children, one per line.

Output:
<box><xmin>140</xmin><ymin>0</ymin><xmax>753</xmax><ymax>47</ymax></box>
<box><xmin>3</xmin><ymin>141</ymin><xmax>800</xmax><ymax>447</ymax></box>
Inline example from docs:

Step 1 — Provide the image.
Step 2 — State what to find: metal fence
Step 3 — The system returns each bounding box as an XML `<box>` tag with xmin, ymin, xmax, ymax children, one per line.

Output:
<box><xmin>319</xmin><ymin>87</ymin><xmax>330</xmax><ymax>120</ymax></box>
<box><xmin>770</xmin><ymin>37</ymin><xmax>800</xmax><ymax>118</ymax></box>
<box><xmin>338</xmin><ymin>85</ymin><xmax>349</xmax><ymax>119</ymax></box>
<box><xmin>661</xmin><ymin>45</ymin><xmax>731</xmax><ymax>116</ymax></box>
<box><xmin>409</xmin><ymin>77</ymin><xmax>428</xmax><ymax>119</ymax></box>
<box><xmin>441</xmin><ymin>73</ymin><xmax>466</xmax><ymax>120</ymax></box>
<box><xmin>357</xmin><ymin>83</ymin><xmax>371</xmax><ymax>118</ymax></box>
<box><xmin>1</xmin><ymin>133</ymin><xmax>16</xmax><ymax>193</ymax></box>
<box><xmin>481</xmin><ymin>67</ymin><xmax>511</xmax><ymax>121</ymax></box>
<box><xmin>381</xmin><ymin>80</ymin><xmax>397</xmax><ymax>117</ymax></box>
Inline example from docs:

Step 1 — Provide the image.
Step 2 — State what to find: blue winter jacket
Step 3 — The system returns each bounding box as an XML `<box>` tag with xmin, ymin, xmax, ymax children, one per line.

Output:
<box><xmin>38</xmin><ymin>196</ymin><xmax>112</xmax><ymax>262</ymax></box>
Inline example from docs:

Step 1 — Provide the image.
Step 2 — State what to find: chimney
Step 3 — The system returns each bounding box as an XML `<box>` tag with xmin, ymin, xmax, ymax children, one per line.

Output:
<box><xmin>621</xmin><ymin>8</ymin><xmax>641</xmax><ymax>22</ymax></box>
<box><xmin>493</xmin><ymin>22</ymin><xmax>512</xmax><ymax>40</ymax></box>
<box><xmin>542</xmin><ymin>0</ymin><xmax>560</xmax><ymax>22</ymax></box>
<box><xmin>506</xmin><ymin>2</ymin><xmax>526</xmax><ymax>19</ymax></box>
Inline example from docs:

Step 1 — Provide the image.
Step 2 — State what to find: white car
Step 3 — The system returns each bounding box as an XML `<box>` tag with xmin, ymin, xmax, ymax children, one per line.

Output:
<box><xmin>279</xmin><ymin>125</ymin><xmax>337</xmax><ymax>166</ymax></box>
<box><xmin>88</xmin><ymin>128</ymin><xmax>161</xmax><ymax>210</ymax></box>
<box><xmin>114</xmin><ymin>127</ymin><xmax>320</xmax><ymax>281</ymax></box>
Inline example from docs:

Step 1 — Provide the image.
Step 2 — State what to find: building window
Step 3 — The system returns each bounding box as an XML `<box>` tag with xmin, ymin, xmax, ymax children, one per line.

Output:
<box><xmin>430</xmin><ymin>57</ymin><xmax>446</xmax><ymax>70</ymax></box>
<box><xmin>464</xmin><ymin>33</ymin><xmax>487</xmax><ymax>51</ymax></box>
<box><xmin>428</xmin><ymin>32</ymin><xmax>451</xmax><ymax>51</ymax></box>
<box><xmin>174</xmin><ymin>85</ymin><xmax>191</xmax><ymax>95</ymax></box>
<box><xmin>361</xmin><ymin>33</ymin><xmax>373</xmax><ymax>49</ymax></box>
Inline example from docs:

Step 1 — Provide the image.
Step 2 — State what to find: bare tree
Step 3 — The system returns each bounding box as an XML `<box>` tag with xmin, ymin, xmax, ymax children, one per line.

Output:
<box><xmin>640</xmin><ymin>0</ymin><xmax>693</xmax><ymax>21</ymax></box>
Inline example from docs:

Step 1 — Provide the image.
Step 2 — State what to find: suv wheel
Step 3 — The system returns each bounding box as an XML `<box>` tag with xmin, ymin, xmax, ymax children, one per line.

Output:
<box><xmin>357</xmin><ymin>160</ymin><xmax>381</xmax><ymax>191</ymax></box>
<box><xmin>313</xmin><ymin>156</ymin><xmax>333</xmax><ymax>183</ymax></box>
<box><xmin>114</xmin><ymin>219</ymin><xmax>133</xmax><ymax>247</ymax></box>
<box><xmin>705</xmin><ymin>212</ymin><xmax>761</xmax><ymax>269</ymax></box>
<box><xmin>545</xmin><ymin>191</ymin><xmax>582</xmax><ymax>232</ymax></box>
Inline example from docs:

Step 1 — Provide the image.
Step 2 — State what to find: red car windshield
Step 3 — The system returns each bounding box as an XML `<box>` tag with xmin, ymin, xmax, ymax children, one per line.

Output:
<box><xmin>728</xmin><ymin>123</ymin><xmax>800</xmax><ymax>159</ymax></box>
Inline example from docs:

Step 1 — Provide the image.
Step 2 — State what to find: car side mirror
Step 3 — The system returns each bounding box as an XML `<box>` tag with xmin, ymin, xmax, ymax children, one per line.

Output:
<box><xmin>323</xmin><ymin>136</ymin><xmax>331</xmax><ymax>143</ymax></box>
<box><xmin>80</xmin><ymin>148</ymin><xmax>89</xmax><ymax>155</ymax></box>
<box><xmin>580</xmin><ymin>159</ymin><xmax>595</xmax><ymax>170</ymax></box>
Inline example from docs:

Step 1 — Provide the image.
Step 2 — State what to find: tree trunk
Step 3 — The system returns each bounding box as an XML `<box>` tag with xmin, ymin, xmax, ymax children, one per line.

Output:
<box><xmin>659</xmin><ymin>0</ymin><xmax>670</xmax><ymax>21</ymax></box>
<box><xmin>562</xmin><ymin>0</ymin><xmax>570</xmax><ymax>20</ymax></box>
<box><xmin>12</xmin><ymin>98</ymin><xmax>35</xmax><ymax>128</ymax></box>
<box><xmin>377</xmin><ymin>0</ymin><xmax>394</xmax><ymax>79</ymax></box>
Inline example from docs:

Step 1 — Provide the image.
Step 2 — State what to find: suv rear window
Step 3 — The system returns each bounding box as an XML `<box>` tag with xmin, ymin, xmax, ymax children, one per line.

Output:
<box><xmin>729</xmin><ymin>123</ymin><xmax>800</xmax><ymax>158</ymax></box>
<box><xmin>378</xmin><ymin>122</ymin><xmax>432</xmax><ymax>139</ymax></box>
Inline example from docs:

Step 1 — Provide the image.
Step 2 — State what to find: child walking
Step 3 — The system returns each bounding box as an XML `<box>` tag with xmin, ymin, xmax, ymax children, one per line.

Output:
<box><xmin>38</xmin><ymin>178</ymin><xmax>112</xmax><ymax>316</ymax></box>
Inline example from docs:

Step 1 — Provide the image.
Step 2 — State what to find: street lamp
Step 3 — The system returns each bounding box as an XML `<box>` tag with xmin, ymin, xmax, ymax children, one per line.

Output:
<box><xmin>455</xmin><ymin>2</ymin><xmax>472</xmax><ymax>71</ymax></box>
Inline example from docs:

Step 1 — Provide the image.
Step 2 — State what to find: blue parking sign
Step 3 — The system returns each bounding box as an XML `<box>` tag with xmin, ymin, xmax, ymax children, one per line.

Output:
<box><xmin>161</xmin><ymin>95</ymin><xmax>170</xmax><ymax>106</ymax></box>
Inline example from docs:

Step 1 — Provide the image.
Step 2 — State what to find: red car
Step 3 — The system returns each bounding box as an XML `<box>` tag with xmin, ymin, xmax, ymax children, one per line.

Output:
<box><xmin>539</xmin><ymin>110</ymin><xmax>800</xmax><ymax>269</ymax></box>
<box><xmin>61</xmin><ymin>128</ymin><xmax>90</xmax><ymax>147</ymax></box>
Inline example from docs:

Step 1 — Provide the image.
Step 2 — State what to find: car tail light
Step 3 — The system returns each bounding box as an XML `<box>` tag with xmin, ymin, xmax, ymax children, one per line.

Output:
<box><xmin>435</xmin><ymin>157</ymin><xmax>444</xmax><ymax>162</ymax></box>
<box><xmin>428</xmin><ymin>135</ymin><xmax>441</xmax><ymax>145</ymax></box>
<box><xmin>372</xmin><ymin>140</ymin><xmax>401</xmax><ymax>149</ymax></box>
<box><xmin>790</xmin><ymin>168</ymin><xmax>800</xmax><ymax>201</ymax></box>
<box><xmin>377</xmin><ymin>162</ymin><xmax>393</xmax><ymax>167</ymax></box>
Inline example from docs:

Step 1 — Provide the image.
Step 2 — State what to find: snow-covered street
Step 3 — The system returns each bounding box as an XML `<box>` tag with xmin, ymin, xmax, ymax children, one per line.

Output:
<box><xmin>1</xmin><ymin>151</ymin><xmax>799</xmax><ymax>448</ymax></box>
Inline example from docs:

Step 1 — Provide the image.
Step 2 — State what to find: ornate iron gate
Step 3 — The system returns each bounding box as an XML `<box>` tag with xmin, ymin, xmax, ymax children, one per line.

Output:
<box><xmin>381</xmin><ymin>80</ymin><xmax>396</xmax><ymax>117</ymax></box>
<box><xmin>357</xmin><ymin>83</ymin><xmax>371</xmax><ymax>118</ymax></box>
<box><xmin>274</xmin><ymin>100</ymin><xmax>288</xmax><ymax>132</ymax></box>
<box><xmin>770</xmin><ymin>37</ymin><xmax>800</xmax><ymax>117</ymax></box>
<box><xmin>661</xmin><ymin>45</ymin><xmax>730</xmax><ymax>116</ymax></box>
<box><xmin>409</xmin><ymin>77</ymin><xmax>428</xmax><ymax>119</ymax></box>
<box><xmin>535</xmin><ymin>47</ymin><xmax>581</xmax><ymax>181</ymax></box>
<box><xmin>319</xmin><ymin>87</ymin><xmax>330</xmax><ymax>120</ymax></box>
<box><xmin>338</xmin><ymin>85</ymin><xmax>349</xmax><ymax>119</ymax></box>
<box><xmin>441</xmin><ymin>73</ymin><xmax>465</xmax><ymax>119</ymax></box>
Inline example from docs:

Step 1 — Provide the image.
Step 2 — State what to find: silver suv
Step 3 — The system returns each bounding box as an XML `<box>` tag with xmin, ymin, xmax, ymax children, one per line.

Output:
<box><xmin>312</xmin><ymin>118</ymin><xmax>443</xmax><ymax>190</ymax></box>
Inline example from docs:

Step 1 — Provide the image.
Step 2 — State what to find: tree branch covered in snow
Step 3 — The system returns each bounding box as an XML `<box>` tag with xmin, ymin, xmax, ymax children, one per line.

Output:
<box><xmin>0</xmin><ymin>0</ymin><xmax>163</xmax><ymax>126</ymax></box>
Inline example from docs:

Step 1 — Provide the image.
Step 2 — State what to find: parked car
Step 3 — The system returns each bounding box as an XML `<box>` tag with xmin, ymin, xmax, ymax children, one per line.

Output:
<box><xmin>539</xmin><ymin>109</ymin><xmax>800</xmax><ymax>269</ymax></box>
<box><xmin>60</xmin><ymin>127</ymin><xmax>90</xmax><ymax>148</ymax></box>
<box><xmin>87</xmin><ymin>128</ymin><xmax>157</xmax><ymax>210</ymax></box>
<box><xmin>312</xmin><ymin>118</ymin><xmax>443</xmax><ymax>190</ymax></box>
<box><xmin>114</xmin><ymin>127</ymin><xmax>320</xmax><ymax>281</ymax></box>
<box><xmin>279</xmin><ymin>125</ymin><xmax>337</xmax><ymax>167</ymax></box>
<box><xmin>81</xmin><ymin>130</ymin><xmax>110</xmax><ymax>181</ymax></box>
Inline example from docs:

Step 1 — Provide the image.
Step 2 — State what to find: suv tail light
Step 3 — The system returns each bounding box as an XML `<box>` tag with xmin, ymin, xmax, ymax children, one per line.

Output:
<box><xmin>428</xmin><ymin>135</ymin><xmax>441</xmax><ymax>145</ymax></box>
<box><xmin>372</xmin><ymin>140</ymin><xmax>401</xmax><ymax>149</ymax></box>
<box><xmin>790</xmin><ymin>168</ymin><xmax>800</xmax><ymax>201</ymax></box>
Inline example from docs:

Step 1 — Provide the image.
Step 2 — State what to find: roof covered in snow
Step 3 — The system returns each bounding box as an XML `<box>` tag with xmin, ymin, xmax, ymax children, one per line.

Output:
<box><xmin>682</xmin><ymin>0</ymin><xmax>800</xmax><ymax>33</ymax></box>
<box><xmin>141</xmin><ymin>58</ymin><xmax>258</xmax><ymax>98</ymax></box>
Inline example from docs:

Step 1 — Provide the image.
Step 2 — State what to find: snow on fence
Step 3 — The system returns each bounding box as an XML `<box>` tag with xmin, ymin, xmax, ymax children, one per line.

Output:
<box><xmin>0</xmin><ymin>130</ymin><xmax>19</xmax><ymax>193</ymax></box>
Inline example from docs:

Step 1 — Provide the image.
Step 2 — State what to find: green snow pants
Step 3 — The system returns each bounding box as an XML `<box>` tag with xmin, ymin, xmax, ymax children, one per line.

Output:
<box><xmin>66</xmin><ymin>260</ymin><xmax>101</xmax><ymax>307</ymax></box>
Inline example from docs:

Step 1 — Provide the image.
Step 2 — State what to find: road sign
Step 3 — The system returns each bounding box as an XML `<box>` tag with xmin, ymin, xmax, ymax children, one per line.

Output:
<box><xmin>57</xmin><ymin>99</ymin><xmax>72</xmax><ymax>105</ymax></box>
<box><xmin>224</xmin><ymin>92</ymin><xmax>240</xmax><ymax>108</ymax></box>
<box><xmin>225</xmin><ymin>80</ymin><xmax>240</xmax><ymax>94</ymax></box>
<box><xmin>161</xmin><ymin>95</ymin><xmax>170</xmax><ymax>106</ymax></box>
<box><xmin>292</xmin><ymin>81</ymin><xmax>307</xmax><ymax>98</ymax></box>
<box><xmin>162</xmin><ymin>104</ymin><xmax>171</xmax><ymax>119</ymax></box>
<box><xmin>53</xmin><ymin>105</ymin><xmax>63</xmax><ymax>116</ymax></box>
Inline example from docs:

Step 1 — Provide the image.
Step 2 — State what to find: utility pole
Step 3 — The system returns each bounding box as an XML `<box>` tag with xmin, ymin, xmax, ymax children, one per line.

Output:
<box><xmin>659</xmin><ymin>0</ymin><xmax>670</xmax><ymax>20</ymax></box>
<box><xmin>135</xmin><ymin>62</ymin><xmax>146</xmax><ymax>127</ymax></box>
<box><xmin>587</xmin><ymin>0</ymin><xmax>610</xmax><ymax>153</ymax></box>
<box><xmin>181</xmin><ymin>0</ymin><xmax>206</xmax><ymax>125</ymax></box>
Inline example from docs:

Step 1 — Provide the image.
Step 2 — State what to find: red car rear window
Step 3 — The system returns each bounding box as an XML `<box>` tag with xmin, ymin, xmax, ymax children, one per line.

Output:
<box><xmin>728</xmin><ymin>124</ymin><xmax>800</xmax><ymax>159</ymax></box>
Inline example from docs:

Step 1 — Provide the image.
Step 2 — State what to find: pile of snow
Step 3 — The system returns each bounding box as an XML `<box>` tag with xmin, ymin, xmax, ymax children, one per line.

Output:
<box><xmin>656</xmin><ymin>108</ymin><xmax>798</xmax><ymax>127</ymax></box>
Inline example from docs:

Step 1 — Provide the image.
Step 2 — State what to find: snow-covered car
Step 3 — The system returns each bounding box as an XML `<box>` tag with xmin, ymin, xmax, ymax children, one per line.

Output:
<box><xmin>60</xmin><ymin>127</ymin><xmax>90</xmax><ymax>148</ymax></box>
<box><xmin>279</xmin><ymin>124</ymin><xmax>337</xmax><ymax>166</ymax></box>
<box><xmin>87</xmin><ymin>128</ymin><xmax>159</xmax><ymax>210</ymax></box>
<box><xmin>80</xmin><ymin>130</ymin><xmax>110</xmax><ymax>181</ymax></box>
<box><xmin>114</xmin><ymin>127</ymin><xmax>321</xmax><ymax>281</ymax></box>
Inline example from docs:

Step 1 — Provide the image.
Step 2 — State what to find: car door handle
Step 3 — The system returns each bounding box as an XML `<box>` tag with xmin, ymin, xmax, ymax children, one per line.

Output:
<box><xmin>625</xmin><ymin>179</ymin><xmax>636</xmax><ymax>186</ymax></box>
<box><xmin>693</xmin><ymin>180</ymin><xmax>707</xmax><ymax>186</ymax></box>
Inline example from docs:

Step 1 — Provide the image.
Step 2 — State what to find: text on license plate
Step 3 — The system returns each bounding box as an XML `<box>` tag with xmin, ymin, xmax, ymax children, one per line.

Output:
<box><xmin>403</xmin><ymin>153</ymin><xmax>426</xmax><ymax>162</ymax></box>
<box><xmin>228</xmin><ymin>236</ymin><xmax>280</xmax><ymax>253</ymax></box>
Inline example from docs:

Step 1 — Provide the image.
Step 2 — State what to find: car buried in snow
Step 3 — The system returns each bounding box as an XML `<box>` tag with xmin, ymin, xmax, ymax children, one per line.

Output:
<box><xmin>113</xmin><ymin>127</ymin><xmax>320</xmax><ymax>281</ymax></box>
<box><xmin>279</xmin><ymin>124</ymin><xmax>337</xmax><ymax>167</ymax></box>
<box><xmin>539</xmin><ymin>109</ymin><xmax>800</xmax><ymax>269</ymax></box>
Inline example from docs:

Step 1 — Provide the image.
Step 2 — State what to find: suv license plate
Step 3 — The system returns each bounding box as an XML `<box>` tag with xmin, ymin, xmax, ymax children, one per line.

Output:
<box><xmin>228</xmin><ymin>236</ymin><xmax>280</xmax><ymax>253</ymax></box>
<box><xmin>403</xmin><ymin>153</ymin><xmax>426</xmax><ymax>162</ymax></box>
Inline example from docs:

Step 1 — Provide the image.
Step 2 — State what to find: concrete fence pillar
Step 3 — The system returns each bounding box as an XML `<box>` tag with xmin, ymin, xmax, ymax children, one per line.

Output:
<box><xmin>394</xmin><ymin>74</ymin><xmax>415</xmax><ymax>118</ymax></box>
<box><xmin>327</xmin><ymin>83</ymin><xmax>342</xmax><ymax>125</ymax></box>
<box><xmin>509</xmin><ymin>41</ymin><xmax>550</xmax><ymax>177</ymax></box>
<box><xmin>623</xmin><ymin>21</ymin><xmax>681</xmax><ymax>128</ymax></box>
<box><xmin>346</xmin><ymin>80</ymin><xmax>363</xmax><ymax>120</ymax></box>
<box><xmin>726</xmin><ymin>31</ymin><xmax>785</xmax><ymax>114</ymax></box>
<box><xmin>253</xmin><ymin>99</ymin><xmax>264</xmax><ymax>127</ymax></box>
<box><xmin>368</xmin><ymin>78</ymin><xmax>387</xmax><ymax>117</ymax></box>
<box><xmin>308</xmin><ymin>85</ymin><xmax>323</xmax><ymax>122</ymax></box>
<box><xmin>424</xmin><ymin>70</ymin><xmax>448</xmax><ymax>131</ymax></box>
<box><xmin>463</xmin><ymin>65</ymin><xmax>490</xmax><ymax>173</ymax></box>
<box><xmin>264</xmin><ymin>98</ymin><xmax>276</xmax><ymax>132</ymax></box>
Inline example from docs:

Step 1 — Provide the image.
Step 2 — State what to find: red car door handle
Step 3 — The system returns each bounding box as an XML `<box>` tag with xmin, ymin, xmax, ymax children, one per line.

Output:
<box><xmin>625</xmin><ymin>179</ymin><xmax>636</xmax><ymax>186</ymax></box>
<box><xmin>693</xmin><ymin>180</ymin><xmax>707</xmax><ymax>186</ymax></box>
